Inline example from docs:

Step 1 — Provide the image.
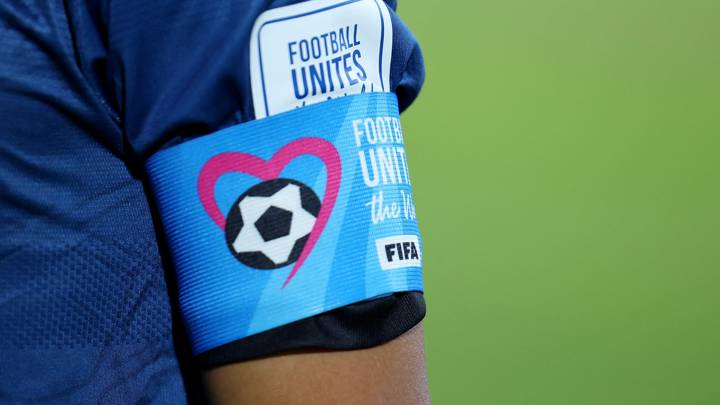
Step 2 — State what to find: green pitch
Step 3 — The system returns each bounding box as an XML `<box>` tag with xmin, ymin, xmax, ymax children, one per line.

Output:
<box><xmin>399</xmin><ymin>0</ymin><xmax>720</xmax><ymax>403</ymax></box>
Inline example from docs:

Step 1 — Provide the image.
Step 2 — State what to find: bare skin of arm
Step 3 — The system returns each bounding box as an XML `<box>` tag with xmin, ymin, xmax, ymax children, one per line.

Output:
<box><xmin>203</xmin><ymin>323</ymin><xmax>430</xmax><ymax>405</ymax></box>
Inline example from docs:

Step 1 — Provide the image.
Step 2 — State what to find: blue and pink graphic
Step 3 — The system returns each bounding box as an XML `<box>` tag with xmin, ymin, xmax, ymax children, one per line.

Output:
<box><xmin>197</xmin><ymin>138</ymin><xmax>341</xmax><ymax>286</ymax></box>
<box><xmin>147</xmin><ymin>93</ymin><xmax>423</xmax><ymax>354</ymax></box>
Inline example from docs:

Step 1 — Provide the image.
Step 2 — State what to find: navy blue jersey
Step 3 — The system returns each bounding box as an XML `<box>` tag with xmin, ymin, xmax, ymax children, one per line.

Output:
<box><xmin>0</xmin><ymin>0</ymin><xmax>424</xmax><ymax>403</ymax></box>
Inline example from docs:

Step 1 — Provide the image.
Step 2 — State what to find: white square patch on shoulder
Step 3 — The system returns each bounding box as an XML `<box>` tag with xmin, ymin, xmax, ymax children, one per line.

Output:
<box><xmin>250</xmin><ymin>0</ymin><xmax>393</xmax><ymax>118</ymax></box>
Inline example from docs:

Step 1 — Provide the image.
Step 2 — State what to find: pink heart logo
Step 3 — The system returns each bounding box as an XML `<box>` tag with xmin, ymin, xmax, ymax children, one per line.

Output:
<box><xmin>197</xmin><ymin>137</ymin><xmax>342</xmax><ymax>287</ymax></box>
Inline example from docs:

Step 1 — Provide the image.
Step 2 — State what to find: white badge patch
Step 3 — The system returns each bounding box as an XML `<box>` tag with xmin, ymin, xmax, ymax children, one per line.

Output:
<box><xmin>250</xmin><ymin>0</ymin><xmax>393</xmax><ymax>119</ymax></box>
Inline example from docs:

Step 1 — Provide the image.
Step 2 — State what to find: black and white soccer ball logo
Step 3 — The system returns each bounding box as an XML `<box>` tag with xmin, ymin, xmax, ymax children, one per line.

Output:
<box><xmin>224</xmin><ymin>178</ymin><xmax>321</xmax><ymax>269</ymax></box>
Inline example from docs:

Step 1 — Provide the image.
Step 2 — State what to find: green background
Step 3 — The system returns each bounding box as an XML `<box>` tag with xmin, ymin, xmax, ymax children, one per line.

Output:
<box><xmin>397</xmin><ymin>1</ymin><xmax>720</xmax><ymax>403</ymax></box>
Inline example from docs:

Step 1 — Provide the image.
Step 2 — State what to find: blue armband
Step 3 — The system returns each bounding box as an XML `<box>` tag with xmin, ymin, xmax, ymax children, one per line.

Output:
<box><xmin>146</xmin><ymin>93</ymin><xmax>423</xmax><ymax>355</ymax></box>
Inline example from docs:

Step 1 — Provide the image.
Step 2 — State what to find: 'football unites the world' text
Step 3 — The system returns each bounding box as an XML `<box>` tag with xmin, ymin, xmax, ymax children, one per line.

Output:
<box><xmin>352</xmin><ymin>115</ymin><xmax>416</xmax><ymax>226</ymax></box>
<box><xmin>288</xmin><ymin>25</ymin><xmax>369</xmax><ymax>102</ymax></box>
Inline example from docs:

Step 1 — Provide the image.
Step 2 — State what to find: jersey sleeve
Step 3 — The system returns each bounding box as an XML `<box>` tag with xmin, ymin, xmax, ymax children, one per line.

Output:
<box><xmin>107</xmin><ymin>0</ymin><xmax>424</xmax><ymax>160</ymax></box>
<box><xmin>100</xmin><ymin>0</ymin><xmax>426</xmax><ymax>367</ymax></box>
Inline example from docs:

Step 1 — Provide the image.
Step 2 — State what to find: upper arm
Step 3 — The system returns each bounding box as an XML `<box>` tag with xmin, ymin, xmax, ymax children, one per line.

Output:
<box><xmin>97</xmin><ymin>1</ymin><xmax>428</xmax><ymax>399</ymax></box>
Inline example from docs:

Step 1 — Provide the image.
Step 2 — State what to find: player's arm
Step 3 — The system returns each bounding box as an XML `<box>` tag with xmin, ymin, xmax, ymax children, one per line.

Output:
<box><xmin>104</xmin><ymin>1</ymin><xmax>427</xmax><ymax>401</ymax></box>
<box><xmin>204</xmin><ymin>324</ymin><xmax>429</xmax><ymax>405</ymax></box>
